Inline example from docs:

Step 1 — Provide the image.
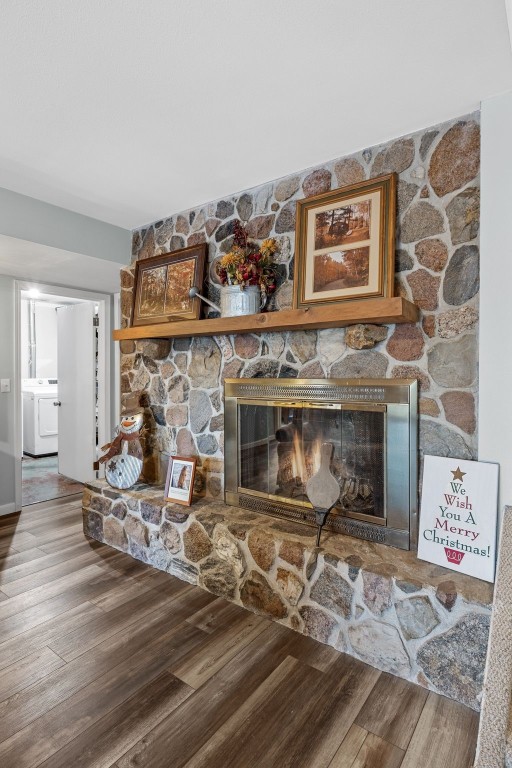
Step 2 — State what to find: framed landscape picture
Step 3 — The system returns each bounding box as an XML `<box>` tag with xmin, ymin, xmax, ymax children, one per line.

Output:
<box><xmin>131</xmin><ymin>244</ymin><xmax>207</xmax><ymax>326</ymax></box>
<box><xmin>293</xmin><ymin>173</ymin><xmax>397</xmax><ymax>309</ymax></box>
<box><xmin>164</xmin><ymin>455</ymin><xmax>197</xmax><ymax>506</ymax></box>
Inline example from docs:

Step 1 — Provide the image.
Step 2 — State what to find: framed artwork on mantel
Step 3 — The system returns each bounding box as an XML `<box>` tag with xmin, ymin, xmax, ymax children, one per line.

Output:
<box><xmin>131</xmin><ymin>244</ymin><xmax>207</xmax><ymax>326</ymax></box>
<box><xmin>293</xmin><ymin>173</ymin><xmax>397</xmax><ymax>309</ymax></box>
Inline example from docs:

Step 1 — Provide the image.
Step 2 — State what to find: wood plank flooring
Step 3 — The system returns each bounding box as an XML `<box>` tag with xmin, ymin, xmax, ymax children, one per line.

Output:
<box><xmin>0</xmin><ymin>496</ymin><xmax>479</xmax><ymax>768</ymax></box>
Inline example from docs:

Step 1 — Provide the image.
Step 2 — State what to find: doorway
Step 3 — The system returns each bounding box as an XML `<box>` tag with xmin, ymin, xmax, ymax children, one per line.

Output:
<box><xmin>15</xmin><ymin>281</ymin><xmax>113</xmax><ymax>509</ymax></box>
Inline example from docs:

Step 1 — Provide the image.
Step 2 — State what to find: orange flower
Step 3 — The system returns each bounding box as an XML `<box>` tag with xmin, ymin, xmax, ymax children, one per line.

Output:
<box><xmin>219</xmin><ymin>247</ymin><xmax>244</xmax><ymax>268</ymax></box>
<box><xmin>260</xmin><ymin>238</ymin><xmax>278</xmax><ymax>256</ymax></box>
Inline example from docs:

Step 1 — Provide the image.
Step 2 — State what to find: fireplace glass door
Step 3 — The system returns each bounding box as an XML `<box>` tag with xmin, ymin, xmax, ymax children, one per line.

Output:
<box><xmin>238</xmin><ymin>400</ymin><xmax>386</xmax><ymax>524</ymax></box>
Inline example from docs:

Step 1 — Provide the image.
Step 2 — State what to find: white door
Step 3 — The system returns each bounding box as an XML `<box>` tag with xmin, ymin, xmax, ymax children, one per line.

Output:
<box><xmin>57</xmin><ymin>303</ymin><xmax>96</xmax><ymax>483</ymax></box>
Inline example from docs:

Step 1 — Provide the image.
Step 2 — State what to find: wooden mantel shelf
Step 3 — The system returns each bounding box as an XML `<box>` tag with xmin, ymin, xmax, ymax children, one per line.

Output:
<box><xmin>113</xmin><ymin>297</ymin><xmax>419</xmax><ymax>341</ymax></box>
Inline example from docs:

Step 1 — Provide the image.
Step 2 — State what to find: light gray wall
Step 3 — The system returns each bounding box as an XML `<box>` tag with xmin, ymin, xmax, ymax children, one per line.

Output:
<box><xmin>0</xmin><ymin>189</ymin><xmax>131</xmax><ymax>513</ymax></box>
<box><xmin>0</xmin><ymin>276</ymin><xmax>16</xmax><ymax>513</ymax></box>
<box><xmin>0</xmin><ymin>187</ymin><xmax>130</xmax><ymax>264</ymax></box>
<box><xmin>479</xmin><ymin>90</ymin><xmax>512</xmax><ymax>518</ymax></box>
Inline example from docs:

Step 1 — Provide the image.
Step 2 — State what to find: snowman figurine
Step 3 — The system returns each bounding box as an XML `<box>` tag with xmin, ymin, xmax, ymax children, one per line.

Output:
<box><xmin>100</xmin><ymin>393</ymin><xmax>144</xmax><ymax>490</ymax></box>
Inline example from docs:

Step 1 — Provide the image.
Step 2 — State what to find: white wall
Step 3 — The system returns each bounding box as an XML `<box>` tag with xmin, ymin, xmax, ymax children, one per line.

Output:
<box><xmin>33</xmin><ymin>302</ymin><xmax>58</xmax><ymax>378</ymax></box>
<box><xmin>20</xmin><ymin>298</ymin><xmax>29</xmax><ymax>379</ymax></box>
<box><xmin>479</xmin><ymin>90</ymin><xmax>512</xmax><ymax>516</ymax></box>
<box><xmin>20</xmin><ymin>299</ymin><xmax>59</xmax><ymax>378</ymax></box>
<box><xmin>0</xmin><ymin>276</ymin><xmax>16</xmax><ymax>513</ymax></box>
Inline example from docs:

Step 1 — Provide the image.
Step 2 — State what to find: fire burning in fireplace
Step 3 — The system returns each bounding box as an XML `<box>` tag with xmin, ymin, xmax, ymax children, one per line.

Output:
<box><xmin>224</xmin><ymin>378</ymin><xmax>418</xmax><ymax>550</ymax></box>
<box><xmin>278</xmin><ymin>428</ymin><xmax>322</xmax><ymax>496</ymax></box>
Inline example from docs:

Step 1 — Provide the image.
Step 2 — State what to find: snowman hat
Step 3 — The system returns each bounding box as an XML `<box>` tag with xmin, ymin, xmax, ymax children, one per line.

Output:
<box><xmin>120</xmin><ymin>390</ymin><xmax>144</xmax><ymax>416</ymax></box>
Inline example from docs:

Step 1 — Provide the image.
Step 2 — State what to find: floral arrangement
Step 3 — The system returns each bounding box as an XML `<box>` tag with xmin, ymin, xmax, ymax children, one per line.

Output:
<box><xmin>215</xmin><ymin>220</ymin><xmax>278</xmax><ymax>294</ymax></box>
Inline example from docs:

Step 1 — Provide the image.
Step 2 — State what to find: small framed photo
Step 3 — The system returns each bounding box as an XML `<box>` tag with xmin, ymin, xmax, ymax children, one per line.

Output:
<box><xmin>293</xmin><ymin>173</ymin><xmax>397</xmax><ymax>309</ymax></box>
<box><xmin>131</xmin><ymin>244</ymin><xmax>207</xmax><ymax>326</ymax></box>
<box><xmin>164</xmin><ymin>456</ymin><xmax>197</xmax><ymax>506</ymax></box>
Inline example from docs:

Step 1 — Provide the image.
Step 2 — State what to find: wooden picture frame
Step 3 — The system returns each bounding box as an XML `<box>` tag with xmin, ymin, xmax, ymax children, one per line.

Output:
<box><xmin>131</xmin><ymin>244</ymin><xmax>207</xmax><ymax>326</ymax></box>
<box><xmin>293</xmin><ymin>173</ymin><xmax>397</xmax><ymax>309</ymax></box>
<box><xmin>164</xmin><ymin>455</ymin><xmax>197</xmax><ymax>506</ymax></box>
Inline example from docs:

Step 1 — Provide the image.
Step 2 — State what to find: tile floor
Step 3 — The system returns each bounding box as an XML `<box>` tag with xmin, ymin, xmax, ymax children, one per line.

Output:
<box><xmin>22</xmin><ymin>455</ymin><xmax>83</xmax><ymax>506</ymax></box>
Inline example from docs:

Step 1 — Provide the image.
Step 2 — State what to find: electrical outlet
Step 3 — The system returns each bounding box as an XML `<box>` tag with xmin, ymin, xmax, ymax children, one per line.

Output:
<box><xmin>0</xmin><ymin>379</ymin><xmax>10</xmax><ymax>393</ymax></box>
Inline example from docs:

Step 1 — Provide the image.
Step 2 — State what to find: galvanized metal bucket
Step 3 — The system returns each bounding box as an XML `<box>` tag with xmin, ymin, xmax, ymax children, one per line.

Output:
<box><xmin>220</xmin><ymin>285</ymin><xmax>264</xmax><ymax>317</ymax></box>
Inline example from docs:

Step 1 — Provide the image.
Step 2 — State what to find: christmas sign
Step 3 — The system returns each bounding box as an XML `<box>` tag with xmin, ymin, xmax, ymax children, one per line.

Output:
<box><xmin>418</xmin><ymin>455</ymin><xmax>499</xmax><ymax>583</ymax></box>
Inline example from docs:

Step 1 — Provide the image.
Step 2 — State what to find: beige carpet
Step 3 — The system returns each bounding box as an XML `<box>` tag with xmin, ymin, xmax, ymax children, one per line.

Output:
<box><xmin>474</xmin><ymin>506</ymin><xmax>512</xmax><ymax>768</ymax></box>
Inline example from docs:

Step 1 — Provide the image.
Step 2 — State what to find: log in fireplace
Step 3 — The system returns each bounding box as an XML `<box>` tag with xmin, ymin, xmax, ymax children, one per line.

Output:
<box><xmin>224</xmin><ymin>378</ymin><xmax>418</xmax><ymax>550</ymax></box>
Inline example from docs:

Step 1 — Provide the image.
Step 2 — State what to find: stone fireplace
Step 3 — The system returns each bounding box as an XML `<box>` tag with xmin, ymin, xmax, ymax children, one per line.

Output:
<box><xmin>119</xmin><ymin>112</ymin><xmax>480</xmax><ymax>501</ymax></box>
<box><xmin>224</xmin><ymin>377</ymin><xmax>417</xmax><ymax>550</ymax></box>
<box><xmin>89</xmin><ymin>111</ymin><xmax>488</xmax><ymax>711</ymax></box>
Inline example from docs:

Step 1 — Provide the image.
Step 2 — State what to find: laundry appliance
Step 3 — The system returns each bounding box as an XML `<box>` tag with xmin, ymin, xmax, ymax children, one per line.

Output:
<box><xmin>22</xmin><ymin>378</ymin><xmax>59</xmax><ymax>456</ymax></box>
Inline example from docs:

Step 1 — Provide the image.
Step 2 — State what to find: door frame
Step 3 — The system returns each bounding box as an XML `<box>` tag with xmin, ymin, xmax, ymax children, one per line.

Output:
<box><xmin>14</xmin><ymin>280</ymin><xmax>115</xmax><ymax>510</ymax></box>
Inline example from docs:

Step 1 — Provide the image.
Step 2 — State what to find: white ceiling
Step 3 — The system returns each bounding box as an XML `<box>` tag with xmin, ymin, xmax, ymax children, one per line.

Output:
<box><xmin>0</xmin><ymin>236</ymin><xmax>121</xmax><ymax>293</ymax></box>
<box><xmin>1</xmin><ymin>0</ymin><xmax>511</xmax><ymax>230</ymax></box>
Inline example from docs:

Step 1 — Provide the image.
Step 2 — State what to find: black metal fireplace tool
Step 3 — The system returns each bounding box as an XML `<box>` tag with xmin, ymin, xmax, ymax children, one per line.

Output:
<box><xmin>305</xmin><ymin>442</ymin><xmax>340</xmax><ymax>547</ymax></box>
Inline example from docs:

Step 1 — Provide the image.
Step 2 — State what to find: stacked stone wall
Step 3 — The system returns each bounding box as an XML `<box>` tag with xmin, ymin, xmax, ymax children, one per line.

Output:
<box><xmin>120</xmin><ymin>112</ymin><xmax>480</xmax><ymax>498</ymax></box>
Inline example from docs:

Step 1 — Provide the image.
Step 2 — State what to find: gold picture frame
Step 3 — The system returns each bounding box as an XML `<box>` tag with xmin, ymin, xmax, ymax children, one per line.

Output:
<box><xmin>293</xmin><ymin>173</ymin><xmax>397</xmax><ymax>309</ymax></box>
<box><xmin>164</xmin><ymin>455</ymin><xmax>197</xmax><ymax>506</ymax></box>
<box><xmin>131</xmin><ymin>244</ymin><xmax>207</xmax><ymax>326</ymax></box>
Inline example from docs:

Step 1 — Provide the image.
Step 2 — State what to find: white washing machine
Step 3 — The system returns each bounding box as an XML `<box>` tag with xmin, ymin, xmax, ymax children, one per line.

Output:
<box><xmin>22</xmin><ymin>378</ymin><xmax>59</xmax><ymax>456</ymax></box>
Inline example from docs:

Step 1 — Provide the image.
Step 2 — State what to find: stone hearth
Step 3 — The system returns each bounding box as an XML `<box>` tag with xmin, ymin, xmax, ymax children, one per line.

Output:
<box><xmin>83</xmin><ymin>479</ymin><xmax>492</xmax><ymax>711</ymax></box>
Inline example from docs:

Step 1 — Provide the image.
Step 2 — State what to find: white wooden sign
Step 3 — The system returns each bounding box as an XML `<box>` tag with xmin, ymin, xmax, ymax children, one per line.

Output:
<box><xmin>418</xmin><ymin>455</ymin><xmax>499</xmax><ymax>583</ymax></box>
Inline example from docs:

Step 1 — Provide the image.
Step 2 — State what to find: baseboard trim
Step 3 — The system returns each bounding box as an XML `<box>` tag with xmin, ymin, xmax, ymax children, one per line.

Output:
<box><xmin>0</xmin><ymin>502</ymin><xmax>18</xmax><ymax>517</ymax></box>
<box><xmin>23</xmin><ymin>452</ymin><xmax>58</xmax><ymax>459</ymax></box>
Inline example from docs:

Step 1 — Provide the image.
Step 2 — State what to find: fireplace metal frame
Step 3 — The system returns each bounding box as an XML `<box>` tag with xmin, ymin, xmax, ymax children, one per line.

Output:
<box><xmin>224</xmin><ymin>378</ymin><xmax>418</xmax><ymax>550</ymax></box>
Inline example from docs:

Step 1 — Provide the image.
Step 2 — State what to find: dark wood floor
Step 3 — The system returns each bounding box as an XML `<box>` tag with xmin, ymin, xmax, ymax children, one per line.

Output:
<box><xmin>0</xmin><ymin>496</ymin><xmax>479</xmax><ymax>768</ymax></box>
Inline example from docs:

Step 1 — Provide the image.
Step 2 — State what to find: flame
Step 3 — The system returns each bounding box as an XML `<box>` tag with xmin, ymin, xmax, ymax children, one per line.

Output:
<box><xmin>291</xmin><ymin>431</ymin><xmax>305</xmax><ymax>482</ymax></box>
<box><xmin>290</xmin><ymin>433</ymin><xmax>322</xmax><ymax>484</ymax></box>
